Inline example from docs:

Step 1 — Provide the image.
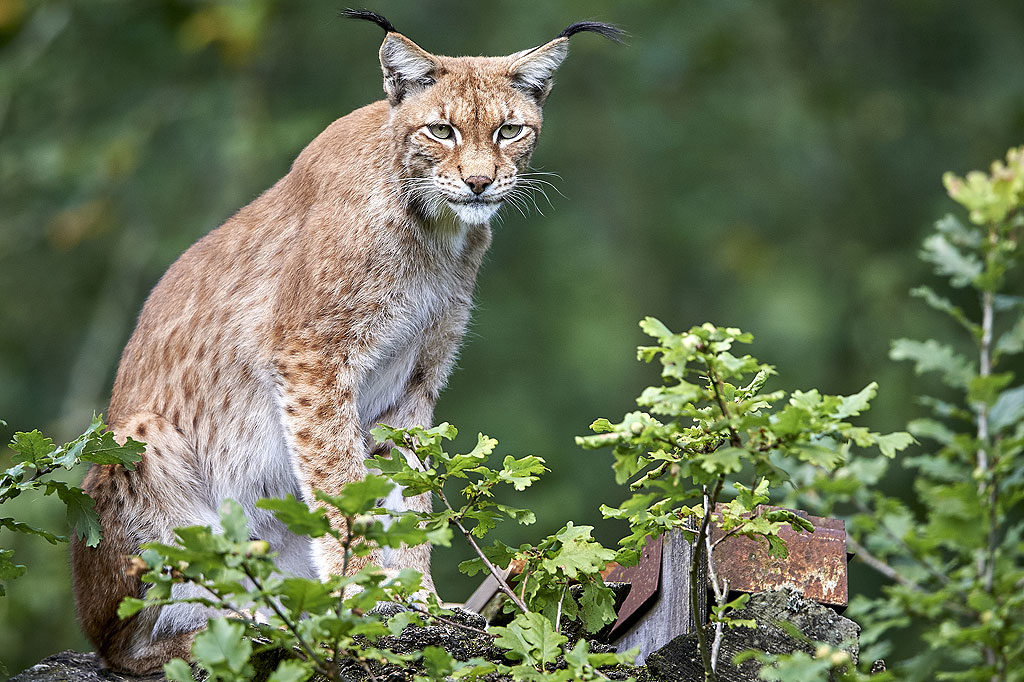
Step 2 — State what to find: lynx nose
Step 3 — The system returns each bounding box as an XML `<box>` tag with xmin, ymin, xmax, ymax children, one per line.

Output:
<box><xmin>464</xmin><ymin>175</ymin><xmax>493</xmax><ymax>195</ymax></box>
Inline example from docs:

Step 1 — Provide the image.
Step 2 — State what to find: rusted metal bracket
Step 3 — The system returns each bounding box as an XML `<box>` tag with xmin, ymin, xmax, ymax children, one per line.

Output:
<box><xmin>709</xmin><ymin>506</ymin><xmax>848</xmax><ymax>609</ymax></box>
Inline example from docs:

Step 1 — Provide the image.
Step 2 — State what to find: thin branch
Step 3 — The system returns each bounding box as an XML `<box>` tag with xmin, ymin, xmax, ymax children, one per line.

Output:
<box><xmin>691</xmin><ymin>476</ymin><xmax>725</xmax><ymax>682</ymax></box>
<box><xmin>404</xmin><ymin>603</ymin><xmax>493</xmax><ymax>638</ymax></box>
<box><xmin>977</xmin><ymin>281</ymin><xmax>998</xmax><ymax>596</ymax></box>
<box><xmin>845</xmin><ymin>535</ymin><xmax>923</xmax><ymax>592</ymax></box>
<box><xmin>710</xmin><ymin>579</ymin><xmax>729</xmax><ymax>673</ymax></box>
<box><xmin>688</xmin><ymin>363</ymin><xmax>741</xmax><ymax>680</ymax></box>
<box><xmin>356</xmin><ymin>657</ymin><xmax>380</xmax><ymax>682</ymax></box>
<box><xmin>555</xmin><ymin>584</ymin><xmax>568</xmax><ymax>634</ymax></box>
<box><xmin>437</xmin><ymin>488</ymin><xmax>530</xmax><ymax>613</ymax></box>
<box><xmin>240</xmin><ymin>564</ymin><xmax>332</xmax><ymax>676</ymax></box>
<box><xmin>804</xmin><ymin>488</ymin><xmax>955</xmax><ymax>591</ymax></box>
<box><xmin>977</xmin><ymin>233</ymin><xmax>998</xmax><ymax>674</ymax></box>
<box><xmin>708</xmin><ymin>369</ymin><xmax>742</xmax><ymax>448</ymax></box>
<box><xmin>851</xmin><ymin>498</ymin><xmax>951</xmax><ymax>586</ymax></box>
<box><xmin>710</xmin><ymin>525</ymin><xmax>744</xmax><ymax>551</ymax></box>
<box><xmin>188</xmin><ymin>577</ymin><xmax>350</xmax><ymax>677</ymax></box>
<box><xmin>846</xmin><ymin>536</ymin><xmax>977</xmax><ymax>620</ymax></box>
<box><xmin>196</xmin><ymin>584</ymin><xmax>264</xmax><ymax>629</ymax></box>
<box><xmin>705</xmin><ymin>529</ymin><xmax>728</xmax><ymax>673</ymax></box>
<box><xmin>334</xmin><ymin>519</ymin><xmax>355</xmax><ymax>670</ymax></box>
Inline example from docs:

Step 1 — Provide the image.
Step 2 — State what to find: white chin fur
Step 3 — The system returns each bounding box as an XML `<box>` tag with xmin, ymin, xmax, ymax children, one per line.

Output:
<box><xmin>447</xmin><ymin>200</ymin><xmax>500</xmax><ymax>225</ymax></box>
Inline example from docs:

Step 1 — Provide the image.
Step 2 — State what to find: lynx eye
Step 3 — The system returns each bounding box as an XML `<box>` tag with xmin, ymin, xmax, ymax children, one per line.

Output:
<box><xmin>426</xmin><ymin>123</ymin><xmax>454</xmax><ymax>140</ymax></box>
<box><xmin>497</xmin><ymin>124</ymin><xmax>524</xmax><ymax>140</ymax></box>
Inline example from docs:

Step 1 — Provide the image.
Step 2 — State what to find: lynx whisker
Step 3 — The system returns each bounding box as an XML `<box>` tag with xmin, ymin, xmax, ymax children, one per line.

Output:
<box><xmin>518</xmin><ymin>176</ymin><xmax>564</xmax><ymax>203</ymax></box>
<box><xmin>502</xmin><ymin>191</ymin><xmax>530</xmax><ymax>219</ymax></box>
<box><xmin>507</xmin><ymin>188</ymin><xmax>541</xmax><ymax>218</ymax></box>
<box><xmin>522</xmin><ymin>168</ymin><xmax>564</xmax><ymax>182</ymax></box>
<box><xmin>512</xmin><ymin>179</ymin><xmax>555</xmax><ymax>214</ymax></box>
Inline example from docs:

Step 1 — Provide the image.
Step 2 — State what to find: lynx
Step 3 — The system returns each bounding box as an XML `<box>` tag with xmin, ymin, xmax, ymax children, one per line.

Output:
<box><xmin>70</xmin><ymin>11</ymin><xmax>621</xmax><ymax>673</ymax></box>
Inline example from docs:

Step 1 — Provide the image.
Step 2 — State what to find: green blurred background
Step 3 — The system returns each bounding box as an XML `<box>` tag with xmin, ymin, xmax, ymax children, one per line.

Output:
<box><xmin>1</xmin><ymin>0</ymin><xmax>1023</xmax><ymax>674</ymax></box>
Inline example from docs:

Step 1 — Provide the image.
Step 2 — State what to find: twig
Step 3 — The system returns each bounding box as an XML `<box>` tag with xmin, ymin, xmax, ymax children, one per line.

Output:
<box><xmin>240</xmin><ymin>564</ymin><xmax>332</xmax><ymax>676</ymax></box>
<box><xmin>804</xmin><ymin>488</ymin><xmax>955</xmax><ymax>591</ymax></box>
<box><xmin>689</xmin><ymin>364</ymin><xmax>742</xmax><ymax>681</ymax></box>
<box><xmin>710</xmin><ymin>580</ymin><xmax>729</xmax><ymax>673</ymax></box>
<box><xmin>196</xmin><ymin>583</ymin><xmax>264</xmax><ymax>630</ymax></box>
<box><xmin>334</xmin><ymin>519</ymin><xmax>354</xmax><ymax>665</ymax></box>
<box><xmin>691</xmin><ymin>476</ymin><xmax>725</xmax><ymax>682</ymax></box>
<box><xmin>356</xmin><ymin>657</ymin><xmax>380</xmax><ymax>682</ymax></box>
<box><xmin>708</xmin><ymin>369</ymin><xmax>742</xmax><ymax>448</ymax></box>
<box><xmin>555</xmin><ymin>584</ymin><xmax>568</xmax><ymax>634</ymax></box>
<box><xmin>851</xmin><ymin>498</ymin><xmax>951</xmax><ymax>586</ymax></box>
<box><xmin>710</xmin><ymin>524</ymin><xmax>744</xmax><ymax>551</ymax></box>
<box><xmin>705</xmin><ymin>530</ymin><xmax>728</xmax><ymax>673</ymax></box>
<box><xmin>404</xmin><ymin>603</ymin><xmax>493</xmax><ymax>638</ymax></box>
<box><xmin>847</xmin><ymin>536</ymin><xmax>979</xmax><ymax>621</ymax></box>
<box><xmin>845</xmin><ymin>536</ymin><xmax>922</xmax><ymax>592</ymax></box>
<box><xmin>437</xmin><ymin>488</ymin><xmax>530</xmax><ymax>613</ymax></box>
<box><xmin>977</xmin><ymin>237</ymin><xmax>998</xmax><ymax>674</ymax></box>
<box><xmin>190</xmin><ymin>577</ymin><xmax>352</xmax><ymax>677</ymax></box>
<box><xmin>977</xmin><ymin>287</ymin><xmax>993</xmax><ymax>559</ymax></box>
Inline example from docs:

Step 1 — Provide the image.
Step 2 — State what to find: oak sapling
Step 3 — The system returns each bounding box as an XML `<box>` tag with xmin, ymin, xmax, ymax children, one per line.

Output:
<box><xmin>580</xmin><ymin>320</ymin><xmax>912</xmax><ymax>680</ymax></box>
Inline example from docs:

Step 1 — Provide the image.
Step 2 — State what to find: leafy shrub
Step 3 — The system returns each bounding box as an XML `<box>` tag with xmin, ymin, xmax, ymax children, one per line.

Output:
<box><xmin>579</xmin><ymin>320</ymin><xmax>909</xmax><ymax>679</ymax></box>
<box><xmin>0</xmin><ymin>416</ymin><xmax>142</xmax><ymax>674</ymax></box>
<box><xmin>112</xmin><ymin>315</ymin><xmax>905</xmax><ymax>682</ymax></box>
<box><xmin>787</xmin><ymin>146</ymin><xmax>1024</xmax><ymax>680</ymax></box>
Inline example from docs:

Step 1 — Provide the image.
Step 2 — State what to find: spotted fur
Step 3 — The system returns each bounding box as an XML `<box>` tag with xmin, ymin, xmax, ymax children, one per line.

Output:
<box><xmin>71</xmin><ymin>14</ymin><xmax>619</xmax><ymax>673</ymax></box>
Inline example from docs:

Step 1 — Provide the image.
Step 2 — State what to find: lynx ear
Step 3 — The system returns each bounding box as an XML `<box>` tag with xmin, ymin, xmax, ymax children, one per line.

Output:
<box><xmin>509</xmin><ymin>39</ymin><xmax>570</xmax><ymax>104</ymax></box>
<box><xmin>379</xmin><ymin>34</ymin><xmax>441</xmax><ymax>105</ymax></box>
<box><xmin>341</xmin><ymin>9</ymin><xmax>440</xmax><ymax>105</ymax></box>
<box><xmin>509</xmin><ymin>21</ymin><xmax>624</xmax><ymax>104</ymax></box>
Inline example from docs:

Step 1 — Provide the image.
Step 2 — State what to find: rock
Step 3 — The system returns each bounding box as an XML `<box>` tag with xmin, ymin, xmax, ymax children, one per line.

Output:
<box><xmin>10</xmin><ymin>651</ymin><xmax>163</xmax><ymax>682</ymax></box>
<box><xmin>11</xmin><ymin>591</ymin><xmax>859</xmax><ymax>682</ymax></box>
<box><xmin>643</xmin><ymin>588</ymin><xmax>860</xmax><ymax>682</ymax></box>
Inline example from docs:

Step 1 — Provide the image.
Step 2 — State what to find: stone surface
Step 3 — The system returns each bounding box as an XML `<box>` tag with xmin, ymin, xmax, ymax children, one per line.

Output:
<box><xmin>643</xmin><ymin>588</ymin><xmax>860</xmax><ymax>682</ymax></box>
<box><xmin>10</xmin><ymin>651</ymin><xmax>164</xmax><ymax>682</ymax></box>
<box><xmin>11</xmin><ymin>591</ymin><xmax>859</xmax><ymax>682</ymax></box>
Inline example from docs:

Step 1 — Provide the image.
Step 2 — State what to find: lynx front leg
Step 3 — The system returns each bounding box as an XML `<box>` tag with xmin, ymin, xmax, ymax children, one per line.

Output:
<box><xmin>273</xmin><ymin>344</ymin><xmax>367</xmax><ymax>581</ymax></box>
<box><xmin>366</xmin><ymin>310</ymin><xmax>473</xmax><ymax>594</ymax></box>
<box><xmin>368</xmin><ymin>387</ymin><xmax>437</xmax><ymax>592</ymax></box>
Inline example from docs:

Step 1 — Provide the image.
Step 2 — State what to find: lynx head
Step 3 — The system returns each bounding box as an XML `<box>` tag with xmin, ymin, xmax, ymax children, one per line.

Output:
<box><xmin>343</xmin><ymin>10</ymin><xmax>623</xmax><ymax>226</ymax></box>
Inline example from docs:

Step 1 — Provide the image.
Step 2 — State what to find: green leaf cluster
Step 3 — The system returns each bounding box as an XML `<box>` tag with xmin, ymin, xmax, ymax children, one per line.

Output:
<box><xmin>579</xmin><ymin>318</ymin><xmax>910</xmax><ymax>678</ymax></box>
<box><xmin>582</xmin><ymin>319</ymin><xmax>909</xmax><ymax>565</ymax></box>
<box><xmin>123</xmin><ymin>424</ymin><xmax>634</xmax><ymax>681</ymax></box>
<box><xmin>368</xmin><ymin>423</ymin><xmax>543</xmax><ymax>542</ymax></box>
<box><xmin>0</xmin><ymin>415</ymin><xmax>142</xmax><ymax>599</ymax></box>
<box><xmin>126</xmin><ymin>497</ymin><xmax>450</xmax><ymax>682</ymax></box>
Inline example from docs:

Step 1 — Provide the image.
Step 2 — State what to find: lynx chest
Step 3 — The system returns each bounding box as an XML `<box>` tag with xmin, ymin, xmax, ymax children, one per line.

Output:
<box><xmin>354</xmin><ymin>243</ymin><xmax>477</xmax><ymax>430</ymax></box>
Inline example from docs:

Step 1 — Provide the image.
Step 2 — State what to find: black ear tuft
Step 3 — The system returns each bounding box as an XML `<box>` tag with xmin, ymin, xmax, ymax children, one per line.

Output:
<box><xmin>340</xmin><ymin>8</ymin><xmax>397</xmax><ymax>34</ymax></box>
<box><xmin>556</xmin><ymin>21</ymin><xmax>626</xmax><ymax>44</ymax></box>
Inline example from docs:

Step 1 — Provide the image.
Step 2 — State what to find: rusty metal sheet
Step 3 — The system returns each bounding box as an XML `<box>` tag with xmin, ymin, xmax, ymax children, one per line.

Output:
<box><xmin>604</xmin><ymin>534</ymin><xmax>663</xmax><ymax>638</ymax></box>
<box><xmin>709</xmin><ymin>505</ymin><xmax>848</xmax><ymax>608</ymax></box>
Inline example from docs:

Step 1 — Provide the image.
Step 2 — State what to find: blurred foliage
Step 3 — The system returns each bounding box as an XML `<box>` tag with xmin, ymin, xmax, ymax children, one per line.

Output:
<box><xmin>788</xmin><ymin>147</ymin><xmax>1024</xmax><ymax>680</ymax></box>
<box><xmin>1</xmin><ymin>0</ymin><xmax>1023</xmax><ymax>674</ymax></box>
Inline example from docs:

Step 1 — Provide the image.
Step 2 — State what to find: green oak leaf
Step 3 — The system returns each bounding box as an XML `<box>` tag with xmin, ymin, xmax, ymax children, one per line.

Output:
<box><xmin>257</xmin><ymin>495</ymin><xmax>331</xmax><ymax>538</ymax></box>
<box><xmin>192</xmin><ymin>618</ymin><xmax>253</xmax><ymax>675</ymax></box>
